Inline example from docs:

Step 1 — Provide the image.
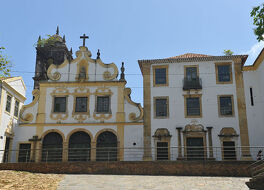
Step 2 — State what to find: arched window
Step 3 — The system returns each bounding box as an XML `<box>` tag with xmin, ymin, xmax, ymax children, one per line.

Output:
<box><xmin>68</xmin><ymin>131</ymin><xmax>91</xmax><ymax>161</ymax></box>
<box><xmin>96</xmin><ymin>131</ymin><xmax>117</xmax><ymax>161</ymax></box>
<box><xmin>42</xmin><ymin>132</ymin><xmax>63</xmax><ymax>162</ymax></box>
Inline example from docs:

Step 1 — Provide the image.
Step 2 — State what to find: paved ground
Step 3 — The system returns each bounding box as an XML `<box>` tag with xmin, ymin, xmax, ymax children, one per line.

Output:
<box><xmin>57</xmin><ymin>175</ymin><xmax>250</xmax><ymax>190</ymax></box>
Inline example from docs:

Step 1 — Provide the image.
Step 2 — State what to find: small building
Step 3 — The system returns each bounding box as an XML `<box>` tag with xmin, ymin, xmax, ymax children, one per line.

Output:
<box><xmin>138</xmin><ymin>53</ymin><xmax>252</xmax><ymax>161</ymax></box>
<box><xmin>0</xmin><ymin>77</ymin><xmax>26</xmax><ymax>162</ymax></box>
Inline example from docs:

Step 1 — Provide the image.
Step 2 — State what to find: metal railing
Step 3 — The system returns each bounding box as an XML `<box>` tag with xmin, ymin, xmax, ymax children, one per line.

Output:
<box><xmin>183</xmin><ymin>77</ymin><xmax>202</xmax><ymax>90</ymax></box>
<box><xmin>0</xmin><ymin>146</ymin><xmax>263</xmax><ymax>163</ymax></box>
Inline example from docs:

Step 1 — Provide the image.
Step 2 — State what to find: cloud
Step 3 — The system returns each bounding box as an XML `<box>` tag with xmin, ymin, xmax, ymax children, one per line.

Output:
<box><xmin>242</xmin><ymin>41</ymin><xmax>264</xmax><ymax>66</ymax></box>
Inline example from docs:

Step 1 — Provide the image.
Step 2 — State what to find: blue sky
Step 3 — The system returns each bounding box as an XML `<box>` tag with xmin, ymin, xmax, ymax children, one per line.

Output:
<box><xmin>0</xmin><ymin>0</ymin><xmax>263</xmax><ymax>104</ymax></box>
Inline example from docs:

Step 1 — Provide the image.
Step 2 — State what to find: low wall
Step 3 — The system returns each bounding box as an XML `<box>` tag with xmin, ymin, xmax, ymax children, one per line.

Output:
<box><xmin>0</xmin><ymin>161</ymin><xmax>253</xmax><ymax>177</ymax></box>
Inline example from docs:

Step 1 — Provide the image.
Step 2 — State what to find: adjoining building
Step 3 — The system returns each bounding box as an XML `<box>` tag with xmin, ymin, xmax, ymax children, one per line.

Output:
<box><xmin>0</xmin><ymin>77</ymin><xmax>26</xmax><ymax>162</ymax></box>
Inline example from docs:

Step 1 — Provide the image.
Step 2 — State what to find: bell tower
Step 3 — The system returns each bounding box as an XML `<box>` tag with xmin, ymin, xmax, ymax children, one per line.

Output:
<box><xmin>33</xmin><ymin>26</ymin><xmax>72</xmax><ymax>89</ymax></box>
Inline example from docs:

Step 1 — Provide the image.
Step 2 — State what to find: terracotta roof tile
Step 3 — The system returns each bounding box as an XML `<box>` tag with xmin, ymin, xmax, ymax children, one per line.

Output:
<box><xmin>168</xmin><ymin>53</ymin><xmax>210</xmax><ymax>59</ymax></box>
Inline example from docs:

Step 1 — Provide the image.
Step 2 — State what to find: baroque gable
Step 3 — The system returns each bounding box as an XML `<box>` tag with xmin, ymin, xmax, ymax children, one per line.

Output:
<box><xmin>47</xmin><ymin>46</ymin><xmax>118</xmax><ymax>82</ymax></box>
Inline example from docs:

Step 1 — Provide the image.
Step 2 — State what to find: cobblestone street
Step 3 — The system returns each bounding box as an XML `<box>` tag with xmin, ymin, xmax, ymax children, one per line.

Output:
<box><xmin>57</xmin><ymin>175</ymin><xmax>250</xmax><ymax>190</ymax></box>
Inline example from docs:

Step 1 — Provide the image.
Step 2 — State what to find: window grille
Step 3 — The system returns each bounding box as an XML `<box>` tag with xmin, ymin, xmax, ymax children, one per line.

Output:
<box><xmin>54</xmin><ymin>97</ymin><xmax>66</xmax><ymax>113</ymax></box>
<box><xmin>96</xmin><ymin>96</ymin><xmax>110</xmax><ymax>113</ymax></box>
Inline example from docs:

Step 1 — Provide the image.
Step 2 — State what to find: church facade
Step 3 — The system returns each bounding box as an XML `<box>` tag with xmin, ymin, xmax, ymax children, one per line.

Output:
<box><xmin>11</xmin><ymin>31</ymin><xmax>143</xmax><ymax>162</ymax></box>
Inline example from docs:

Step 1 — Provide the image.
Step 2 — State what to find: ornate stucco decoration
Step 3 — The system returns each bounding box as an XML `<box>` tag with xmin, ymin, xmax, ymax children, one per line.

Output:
<box><xmin>72</xmin><ymin>87</ymin><xmax>91</xmax><ymax>123</ymax></box>
<box><xmin>5</xmin><ymin>118</ymin><xmax>14</xmax><ymax>137</ymax></box>
<box><xmin>183</xmin><ymin>123</ymin><xmax>205</xmax><ymax>132</ymax></box>
<box><xmin>93</xmin><ymin>87</ymin><xmax>113</xmax><ymax>122</ymax></box>
<box><xmin>76</xmin><ymin>59</ymin><xmax>89</xmax><ymax>81</ymax></box>
<box><xmin>50</xmin><ymin>88</ymin><xmax>69</xmax><ymax>122</ymax></box>
<box><xmin>153</xmin><ymin>128</ymin><xmax>172</xmax><ymax>138</ymax></box>
<box><xmin>96</xmin><ymin>58</ymin><xmax>118</xmax><ymax>81</ymax></box>
<box><xmin>124</xmin><ymin>88</ymin><xmax>143</xmax><ymax>122</ymax></box>
<box><xmin>20</xmin><ymin>89</ymin><xmax>40</xmax><ymax>123</ymax></box>
<box><xmin>219</xmin><ymin>127</ymin><xmax>239</xmax><ymax>137</ymax></box>
<box><xmin>47</xmin><ymin>56</ymin><xmax>69</xmax><ymax>81</ymax></box>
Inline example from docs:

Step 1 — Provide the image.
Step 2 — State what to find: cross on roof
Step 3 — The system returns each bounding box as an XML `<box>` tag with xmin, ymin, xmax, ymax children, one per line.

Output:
<box><xmin>80</xmin><ymin>34</ymin><xmax>89</xmax><ymax>47</ymax></box>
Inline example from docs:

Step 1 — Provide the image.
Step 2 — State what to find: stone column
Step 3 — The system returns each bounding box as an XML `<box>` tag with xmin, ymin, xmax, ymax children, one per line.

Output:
<box><xmin>206</xmin><ymin>126</ymin><xmax>214</xmax><ymax>159</ymax></box>
<box><xmin>62</xmin><ymin>142</ymin><xmax>68</xmax><ymax>162</ymax></box>
<box><xmin>91</xmin><ymin>141</ymin><xmax>96</xmax><ymax>161</ymax></box>
<box><xmin>176</xmin><ymin>127</ymin><xmax>183</xmax><ymax>160</ymax></box>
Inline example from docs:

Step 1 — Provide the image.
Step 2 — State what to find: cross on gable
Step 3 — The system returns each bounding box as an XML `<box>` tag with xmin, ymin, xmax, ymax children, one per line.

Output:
<box><xmin>80</xmin><ymin>34</ymin><xmax>89</xmax><ymax>47</ymax></box>
<box><xmin>29</xmin><ymin>135</ymin><xmax>41</xmax><ymax>142</ymax></box>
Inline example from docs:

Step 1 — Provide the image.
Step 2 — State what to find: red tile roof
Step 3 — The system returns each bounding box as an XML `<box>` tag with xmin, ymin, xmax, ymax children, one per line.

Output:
<box><xmin>168</xmin><ymin>53</ymin><xmax>210</xmax><ymax>59</ymax></box>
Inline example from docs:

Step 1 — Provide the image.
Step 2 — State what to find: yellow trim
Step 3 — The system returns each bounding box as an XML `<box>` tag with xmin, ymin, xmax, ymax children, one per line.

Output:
<box><xmin>50</xmin><ymin>88</ymin><xmax>69</xmax><ymax>121</ymax></box>
<box><xmin>39</xmin><ymin>81</ymin><xmax>126</xmax><ymax>87</ymax></box>
<box><xmin>234</xmin><ymin>58</ymin><xmax>251</xmax><ymax>160</ymax></box>
<box><xmin>152</xmin><ymin>65</ymin><xmax>169</xmax><ymax>87</ymax></box>
<box><xmin>47</xmin><ymin>58</ymin><xmax>69</xmax><ymax>81</ymax></box>
<box><xmin>184</xmin><ymin>65</ymin><xmax>199</xmax><ymax>77</ymax></box>
<box><xmin>75</xmin><ymin>59</ymin><xmax>89</xmax><ymax>81</ymax></box>
<box><xmin>184</xmin><ymin>94</ymin><xmax>202</xmax><ymax>118</ymax></box>
<box><xmin>96</xmin><ymin>58</ymin><xmax>119</xmax><ymax>81</ymax></box>
<box><xmin>215</xmin><ymin>62</ymin><xmax>233</xmax><ymax>84</ymax></box>
<box><xmin>124</xmin><ymin>88</ymin><xmax>143</xmax><ymax>122</ymax></box>
<box><xmin>19</xmin><ymin>122</ymin><xmax>143</xmax><ymax>127</ymax></box>
<box><xmin>66</xmin><ymin>128</ymin><xmax>93</xmax><ymax>144</ymax></box>
<box><xmin>20</xmin><ymin>89</ymin><xmax>40</xmax><ymax>123</ymax></box>
<box><xmin>153</xmin><ymin>96</ymin><xmax>169</xmax><ymax>119</ymax></box>
<box><xmin>217</xmin><ymin>95</ymin><xmax>235</xmax><ymax>117</ymax></box>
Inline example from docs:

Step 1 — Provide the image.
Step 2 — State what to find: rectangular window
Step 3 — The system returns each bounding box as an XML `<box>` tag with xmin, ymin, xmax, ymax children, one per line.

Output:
<box><xmin>53</xmin><ymin>97</ymin><xmax>66</xmax><ymax>113</ymax></box>
<box><xmin>5</xmin><ymin>95</ymin><xmax>11</xmax><ymax>113</ymax></box>
<box><xmin>75</xmin><ymin>97</ymin><xmax>87</xmax><ymax>112</ymax></box>
<box><xmin>185</xmin><ymin>66</ymin><xmax>198</xmax><ymax>81</ymax></box>
<box><xmin>155</xmin><ymin>98</ymin><xmax>168</xmax><ymax>118</ymax></box>
<box><xmin>186</xmin><ymin>97</ymin><xmax>201</xmax><ymax>116</ymax></box>
<box><xmin>250</xmin><ymin>87</ymin><xmax>254</xmax><ymax>106</ymax></box>
<box><xmin>153</xmin><ymin>65</ymin><xmax>168</xmax><ymax>86</ymax></box>
<box><xmin>219</xmin><ymin>96</ymin><xmax>233</xmax><ymax>116</ymax></box>
<box><xmin>18</xmin><ymin>143</ymin><xmax>31</xmax><ymax>163</ymax></box>
<box><xmin>215</xmin><ymin>62</ymin><xmax>232</xmax><ymax>84</ymax></box>
<box><xmin>14</xmin><ymin>100</ymin><xmax>19</xmax><ymax>117</ymax></box>
<box><xmin>157</xmin><ymin>142</ymin><xmax>169</xmax><ymax>160</ymax></box>
<box><xmin>96</xmin><ymin>96</ymin><xmax>110</xmax><ymax>113</ymax></box>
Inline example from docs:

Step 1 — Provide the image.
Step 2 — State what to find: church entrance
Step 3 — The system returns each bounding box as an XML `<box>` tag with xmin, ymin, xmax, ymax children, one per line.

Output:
<box><xmin>96</xmin><ymin>131</ymin><xmax>118</xmax><ymax>161</ymax></box>
<box><xmin>42</xmin><ymin>132</ymin><xmax>63</xmax><ymax>162</ymax></box>
<box><xmin>186</xmin><ymin>137</ymin><xmax>204</xmax><ymax>160</ymax></box>
<box><xmin>68</xmin><ymin>131</ymin><xmax>91</xmax><ymax>162</ymax></box>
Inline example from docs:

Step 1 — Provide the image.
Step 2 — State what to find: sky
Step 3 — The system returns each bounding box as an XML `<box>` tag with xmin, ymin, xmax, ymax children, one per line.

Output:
<box><xmin>0</xmin><ymin>0</ymin><xmax>263</xmax><ymax>104</ymax></box>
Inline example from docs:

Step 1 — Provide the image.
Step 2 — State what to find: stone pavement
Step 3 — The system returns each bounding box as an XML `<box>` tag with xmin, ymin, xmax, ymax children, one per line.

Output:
<box><xmin>57</xmin><ymin>175</ymin><xmax>250</xmax><ymax>190</ymax></box>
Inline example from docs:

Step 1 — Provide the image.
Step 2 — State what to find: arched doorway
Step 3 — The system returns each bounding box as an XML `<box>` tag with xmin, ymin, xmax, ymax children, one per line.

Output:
<box><xmin>68</xmin><ymin>131</ymin><xmax>91</xmax><ymax>161</ymax></box>
<box><xmin>96</xmin><ymin>131</ymin><xmax>118</xmax><ymax>161</ymax></box>
<box><xmin>42</xmin><ymin>132</ymin><xmax>63</xmax><ymax>162</ymax></box>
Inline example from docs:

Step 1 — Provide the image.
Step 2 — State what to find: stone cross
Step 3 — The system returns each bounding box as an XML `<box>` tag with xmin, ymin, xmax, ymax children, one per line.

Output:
<box><xmin>80</xmin><ymin>34</ymin><xmax>89</xmax><ymax>47</ymax></box>
<box><xmin>29</xmin><ymin>135</ymin><xmax>41</xmax><ymax>162</ymax></box>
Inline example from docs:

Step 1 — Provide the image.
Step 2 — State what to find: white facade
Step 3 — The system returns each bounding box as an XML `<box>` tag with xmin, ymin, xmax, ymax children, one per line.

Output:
<box><xmin>0</xmin><ymin>77</ymin><xmax>26</xmax><ymax>162</ymax></box>
<box><xmin>14</xmin><ymin>45</ymin><xmax>143</xmax><ymax>162</ymax></box>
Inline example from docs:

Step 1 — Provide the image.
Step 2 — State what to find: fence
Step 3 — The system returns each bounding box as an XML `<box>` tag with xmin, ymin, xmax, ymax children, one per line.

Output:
<box><xmin>0</xmin><ymin>146</ymin><xmax>263</xmax><ymax>163</ymax></box>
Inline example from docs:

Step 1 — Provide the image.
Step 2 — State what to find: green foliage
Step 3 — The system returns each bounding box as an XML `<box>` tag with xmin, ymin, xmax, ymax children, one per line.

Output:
<box><xmin>223</xmin><ymin>49</ymin><xmax>234</xmax><ymax>56</ymax></box>
<box><xmin>36</xmin><ymin>35</ymin><xmax>61</xmax><ymax>47</ymax></box>
<box><xmin>0</xmin><ymin>47</ymin><xmax>11</xmax><ymax>77</ymax></box>
<box><xmin>251</xmin><ymin>4</ymin><xmax>264</xmax><ymax>41</ymax></box>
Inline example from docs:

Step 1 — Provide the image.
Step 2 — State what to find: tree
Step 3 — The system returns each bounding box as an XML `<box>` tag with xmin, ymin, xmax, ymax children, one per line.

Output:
<box><xmin>251</xmin><ymin>3</ymin><xmax>264</xmax><ymax>41</ymax></box>
<box><xmin>223</xmin><ymin>49</ymin><xmax>234</xmax><ymax>56</ymax></box>
<box><xmin>0</xmin><ymin>47</ymin><xmax>11</xmax><ymax>77</ymax></box>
